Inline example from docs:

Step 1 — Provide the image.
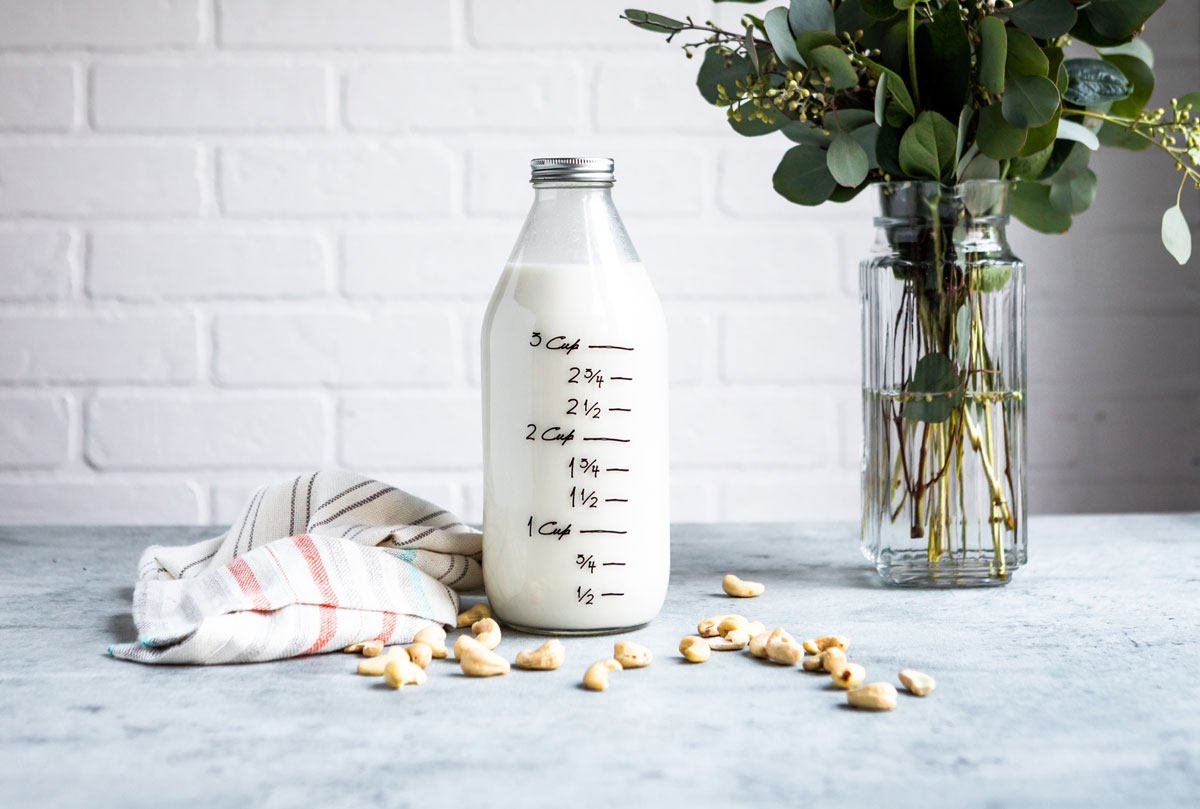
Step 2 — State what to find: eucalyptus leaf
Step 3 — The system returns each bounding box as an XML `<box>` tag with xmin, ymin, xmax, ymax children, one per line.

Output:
<box><xmin>958</xmin><ymin>147</ymin><xmax>1002</xmax><ymax>182</ymax></box>
<box><xmin>976</xmin><ymin>264</ymin><xmax>1013</xmax><ymax>293</ymax></box>
<box><xmin>1020</xmin><ymin>109</ymin><xmax>1059</xmax><ymax>156</ymax></box>
<box><xmin>765</xmin><ymin>7</ymin><xmax>805</xmax><ymax>69</ymax></box>
<box><xmin>915</xmin><ymin>0</ymin><xmax>970</xmax><ymax>119</ymax></box>
<box><xmin>1104</xmin><ymin>54</ymin><xmax>1154</xmax><ymax>119</ymax></box>
<box><xmin>795</xmin><ymin>30</ymin><xmax>840</xmax><ymax>60</ymax></box>
<box><xmin>809</xmin><ymin>45</ymin><xmax>859</xmax><ymax>90</ymax></box>
<box><xmin>1010</xmin><ymin>180</ymin><xmax>1072</xmax><ymax>233</ymax></box>
<box><xmin>954</xmin><ymin>306</ymin><xmax>970</xmax><ymax>364</ymax></box>
<box><xmin>1048</xmin><ymin>168</ymin><xmax>1097</xmax><ymax>214</ymax></box>
<box><xmin>773</xmin><ymin>144</ymin><xmax>838</xmax><ymax>205</ymax></box>
<box><xmin>782</xmin><ymin>120</ymin><xmax>832</xmax><ymax>146</ymax></box>
<box><xmin>886</xmin><ymin>100</ymin><xmax>912</xmax><ymax>128</ymax></box>
<box><xmin>789</xmin><ymin>0</ymin><xmax>836</xmax><ymax>34</ymax></box>
<box><xmin>1056</xmin><ymin>118</ymin><xmax>1100</xmax><ymax>150</ymax></box>
<box><xmin>1085</xmin><ymin>0</ymin><xmax>1167</xmax><ymax>41</ymax></box>
<box><xmin>1162</xmin><ymin>204</ymin><xmax>1192</xmax><ymax>265</ymax></box>
<box><xmin>728</xmin><ymin>112</ymin><xmax>785</xmax><ymax>136</ymax></box>
<box><xmin>1097</xmin><ymin>39</ymin><xmax>1154</xmax><ymax>70</ymax></box>
<box><xmin>1008</xmin><ymin>144</ymin><xmax>1053</xmax><ymax>180</ymax></box>
<box><xmin>977</xmin><ymin>102</ymin><xmax>1028</xmax><ymax>160</ymax></box>
<box><xmin>835</xmin><ymin>0</ymin><xmax>876</xmax><ymax>35</ymax></box>
<box><xmin>1062</xmin><ymin>58</ymin><xmax>1131</xmax><ymax>105</ymax></box>
<box><xmin>827</xmin><ymin>108</ymin><xmax>876</xmax><ymax>131</ymax></box>
<box><xmin>862</xmin><ymin>0</ymin><xmax>900</xmax><ymax>20</ymax></box>
<box><xmin>875</xmin><ymin>71</ymin><xmax>888</xmax><ymax>126</ymax></box>
<box><xmin>898</xmin><ymin>110</ymin><xmax>957</xmax><ymax>181</ymax></box>
<box><xmin>828</xmin><ymin>132</ymin><xmax>871</xmax><ymax>187</ymax></box>
<box><xmin>1053</xmin><ymin>141</ymin><xmax>1092</xmax><ymax>181</ymax></box>
<box><xmin>955</xmin><ymin>106</ymin><xmax>973</xmax><ymax>168</ymax></box>
<box><xmin>979</xmin><ymin>16</ymin><xmax>1007</xmax><ymax>95</ymax></box>
<box><xmin>1179</xmin><ymin>92</ymin><xmax>1200</xmax><ymax>115</ymax></box>
<box><xmin>623</xmin><ymin>9</ymin><xmax>686</xmax><ymax>34</ymax></box>
<box><xmin>1002</xmin><ymin>74</ymin><xmax>1060</xmax><ymax>129</ymax></box>
<box><xmin>851</xmin><ymin>123</ymin><xmax>881</xmax><ymax>169</ymax></box>
<box><xmin>861</xmin><ymin>56</ymin><xmax>915</xmax><ymax>117</ymax></box>
<box><xmin>696</xmin><ymin>47</ymin><xmax>750</xmax><ymax>105</ymax></box>
<box><xmin>1005</xmin><ymin>29</ymin><xmax>1049</xmax><ymax>77</ymax></box>
<box><xmin>1006</xmin><ymin>0</ymin><xmax>1077</xmax><ymax>39</ymax></box>
<box><xmin>902</xmin><ymin>353</ymin><xmax>963</xmax><ymax>424</ymax></box>
<box><xmin>876</xmin><ymin>121</ymin><xmax>906</xmax><ymax>178</ymax></box>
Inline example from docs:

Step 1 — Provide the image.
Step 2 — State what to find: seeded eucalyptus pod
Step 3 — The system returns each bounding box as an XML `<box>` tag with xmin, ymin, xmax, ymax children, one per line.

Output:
<box><xmin>624</xmin><ymin>0</ymin><xmax>1199</xmax><ymax>263</ymax></box>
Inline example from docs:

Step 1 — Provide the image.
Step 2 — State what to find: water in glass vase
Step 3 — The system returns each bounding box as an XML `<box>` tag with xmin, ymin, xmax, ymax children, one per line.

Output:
<box><xmin>860</xmin><ymin>180</ymin><xmax>1026</xmax><ymax>586</ymax></box>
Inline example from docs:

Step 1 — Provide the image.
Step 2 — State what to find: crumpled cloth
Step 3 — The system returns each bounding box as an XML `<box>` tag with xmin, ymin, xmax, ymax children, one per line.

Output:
<box><xmin>109</xmin><ymin>471</ymin><xmax>482</xmax><ymax>664</ymax></box>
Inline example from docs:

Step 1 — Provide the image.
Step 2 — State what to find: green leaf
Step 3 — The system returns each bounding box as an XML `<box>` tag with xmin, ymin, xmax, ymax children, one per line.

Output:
<box><xmin>979</xmin><ymin>16</ymin><xmax>1007</xmax><ymax>95</ymax></box>
<box><xmin>915</xmin><ymin>0</ymin><xmax>970</xmax><ymax>120</ymax></box>
<box><xmin>1097</xmin><ymin>120</ymin><xmax>1151</xmax><ymax>151</ymax></box>
<box><xmin>977</xmin><ymin>102</ymin><xmax>1028</xmax><ymax>159</ymax></box>
<box><xmin>1002</xmin><ymin>74</ymin><xmax>1060</xmax><ymax>128</ymax></box>
<box><xmin>954</xmin><ymin>306</ymin><xmax>970</xmax><ymax>364</ymax></box>
<box><xmin>764</xmin><ymin>7</ymin><xmax>805</xmax><ymax>69</ymax></box>
<box><xmin>728</xmin><ymin>112</ymin><xmax>785</xmax><ymax>136</ymax></box>
<box><xmin>827</xmin><ymin>132</ymin><xmax>870</xmax><ymax>187</ymax></box>
<box><xmin>1179</xmin><ymin>92</ymin><xmax>1200</xmax><ymax>115</ymax></box>
<box><xmin>861</xmin><ymin>56</ymin><xmax>915</xmax><ymax>117</ymax></box>
<box><xmin>1085</xmin><ymin>0</ymin><xmax>1166</xmax><ymax>41</ymax></box>
<box><xmin>1048</xmin><ymin>168</ymin><xmax>1097</xmax><ymax>214</ymax></box>
<box><xmin>1006</xmin><ymin>0</ymin><xmax>1077</xmax><ymax>39</ymax></box>
<box><xmin>789</xmin><ymin>0</ymin><xmax>836</xmax><ymax>34</ymax></box>
<box><xmin>862</xmin><ymin>0</ymin><xmax>900</xmax><ymax>20</ymax></box>
<box><xmin>794</xmin><ymin>30</ymin><xmax>840</xmax><ymax>60</ymax></box>
<box><xmin>958</xmin><ymin>150</ymin><xmax>1003</xmax><ymax>181</ymax></box>
<box><xmin>955</xmin><ymin>106</ymin><xmax>972</xmax><ymax>168</ymax></box>
<box><xmin>1011</xmin><ymin>180</ymin><xmax>1072</xmax><ymax>233</ymax></box>
<box><xmin>773</xmin><ymin>144</ymin><xmax>838</xmax><ymax>205</ymax></box>
<box><xmin>850</xmin><ymin>122</ymin><xmax>881</xmax><ymax>169</ymax></box>
<box><xmin>1005</xmin><ymin>29</ymin><xmax>1049</xmax><ymax>77</ymax></box>
<box><xmin>893</xmin><ymin>0</ymin><xmax>920</xmax><ymax>9</ymax></box>
<box><xmin>1020</xmin><ymin>108</ymin><xmax>1059</xmax><ymax>156</ymax></box>
<box><xmin>1062</xmin><ymin>58</ymin><xmax>1131</xmax><ymax>105</ymax></box>
<box><xmin>809</xmin><ymin>45</ymin><xmax>859</xmax><ymax>90</ymax></box>
<box><xmin>1103</xmin><ymin>54</ymin><xmax>1154</xmax><ymax>119</ymax></box>
<box><xmin>1008</xmin><ymin>144</ymin><xmax>1053</xmax><ymax>180</ymax></box>
<box><xmin>1069</xmin><ymin>11</ymin><xmax>1131</xmax><ymax>47</ymax></box>
<box><xmin>1162</xmin><ymin>204</ymin><xmax>1192</xmax><ymax>265</ymax></box>
<box><xmin>874</xmin><ymin>71</ymin><xmax>888</xmax><ymax>126</ymax></box>
<box><xmin>902</xmin><ymin>353</ymin><xmax>963</xmax><ymax>424</ymax></box>
<box><xmin>835</xmin><ymin>0</ymin><xmax>877</xmax><ymax>35</ymax></box>
<box><xmin>696</xmin><ymin>47</ymin><xmax>750</xmax><ymax>105</ymax></box>
<box><xmin>876</xmin><ymin>121</ymin><xmax>905</xmax><ymax>178</ymax></box>
<box><xmin>782</xmin><ymin>120</ymin><xmax>832</xmax><ymax>146</ymax></box>
<box><xmin>976</xmin><ymin>265</ymin><xmax>1013</xmax><ymax>293</ymax></box>
<box><xmin>1056</xmin><ymin>119</ymin><xmax>1100</xmax><ymax>151</ymax></box>
<box><xmin>1097</xmin><ymin>39</ymin><xmax>1154</xmax><ymax>70</ymax></box>
<box><xmin>623</xmin><ymin>9</ymin><xmax>686</xmax><ymax>34</ymax></box>
<box><xmin>898</xmin><ymin>110</ymin><xmax>957</xmax><ymax>180</ymax></box>
<box><xmin>826</xmin><ymin>108</ymin><xmax>876</xmax><ymax>131</ymax></box>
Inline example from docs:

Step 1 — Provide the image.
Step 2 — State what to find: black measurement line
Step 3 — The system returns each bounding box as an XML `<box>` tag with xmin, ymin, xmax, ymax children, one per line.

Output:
<box><xmin>580</xmin><ymin>529</ymin><xmax>628</xmax><ymax>535</ymax></box>
<box><xmin>606</xmin><ymin>467</ymin><xmax>629</xmax><ymax>472</ymax></box>
<box><xmin>583</xmin><ymin>437</ymin><xmax>630</xmax><ymax>442</ymax></box>
<box><xmin>605</xmin><ymin>498</ymin><xmax>628</xmax><ymax>503</ymax></box>
<box><xmin>610</xmin><ymin>376</ymin><xmax>633</xmax><ymax>381</ymax></box>
<box><xmin>588</xmin><ymin>344</ymin><xmax>634</xmax><ymax>351</ymax></box>
<box><xmin>601</xmin><ymin>562</ymin><xmax>626</xmax><ymax>566</ymax></box>
<box><xmin>608</xmin><ymin>407</ymin><xmax>631</xmax><ymax>412</ymax></box>
<box><xmin>600</xmin><ymin>592</ymin><xmax>624</xmax><ymax>597</ymax></box>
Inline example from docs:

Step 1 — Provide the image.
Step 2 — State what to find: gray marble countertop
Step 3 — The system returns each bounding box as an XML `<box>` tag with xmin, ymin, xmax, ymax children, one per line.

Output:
<box><xmin>2</xmin><ymin>516</ymin><xmax>1199</xmax><ymax>808</ymax></box>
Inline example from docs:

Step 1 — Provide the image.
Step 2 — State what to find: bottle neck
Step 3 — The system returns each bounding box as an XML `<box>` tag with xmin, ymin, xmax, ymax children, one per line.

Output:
<box><xmin>507</xmin><ymin>182</ymin><xmax>638</xmax><ymax>266</ymax></box>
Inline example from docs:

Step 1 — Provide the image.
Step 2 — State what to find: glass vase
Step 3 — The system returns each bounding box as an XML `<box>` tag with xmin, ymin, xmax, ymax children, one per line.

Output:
<box><xmin>860</xmin><ymin>180</ymin><xmax>1026</xmax><ymax>586</ymax></box>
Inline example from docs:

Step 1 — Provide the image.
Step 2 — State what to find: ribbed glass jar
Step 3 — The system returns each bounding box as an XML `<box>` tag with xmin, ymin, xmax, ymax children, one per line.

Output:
<box><xmin>860</xmin><ymin>180</ymin><xmax>1026</xmax><ymax>586</ymax></box>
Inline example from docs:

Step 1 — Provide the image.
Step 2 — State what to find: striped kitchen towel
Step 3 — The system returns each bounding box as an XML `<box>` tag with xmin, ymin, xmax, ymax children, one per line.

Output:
<box><xmin>109</xmin><ymin>470</ymin><xmax>482</xmax><ymax>665</ymax></box>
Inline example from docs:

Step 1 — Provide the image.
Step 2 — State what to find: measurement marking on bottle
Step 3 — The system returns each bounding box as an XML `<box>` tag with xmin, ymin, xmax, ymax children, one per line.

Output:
<box><xmin>580</xmin><ymin>529</ymin><xmax>628</xmax><ymax>535</ymax></box>
<box><xmin>588</xmin><ymin>345</ymin><xmax>634</xmax><ymax>351</ymax></box>
<box><xmin>583</xmin><ymin>436</ymin><xmax>629</xmax><ymax>442</ymax></box>
<box><xmin>605</xmin><ymin>498</ymin><xmax>628</xmax><ymax>503</ymax></box>
<box><xmin>610</xmin><ymin>376</ymin><xmax>633</xmax><ymax>381</ymax></box>
<box><xmin>601</xmin><ymin>562</ymin><xmax>626</xmax><ymax>566</ymax></box>
<box><xmin>606</xmin><ymin>467</ymin><xmax>629</xmax><ymax>472</ymax></box>
<box><xmin>608</xmin><ymin>407</ymin><xmax>631</xmax><ymax>412</ymax></box>
<box><xmin>600</xmin><ymin>592</ymin><xmax>624</xmax><ymax>597</ymax></box>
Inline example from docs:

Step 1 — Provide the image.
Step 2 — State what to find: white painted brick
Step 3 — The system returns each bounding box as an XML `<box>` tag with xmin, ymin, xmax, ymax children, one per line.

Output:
<box><xmin>593</xmin><ymin>57</ymin><xmax>723</xmax><ymax>134</ymax></box>
<box><xmin>671</xmin><ymin>392</ymin><xmax>834</xmax><ymax>467</ymax></box>
<box><xmin>669</xmin><ymin>472</ymin><xmax>719</xmax><ymax>522</ymax></box>
<box><xmin>0</xmin><ymin>479</ymin><xmax>202</xmax><ymax>524</ymax></box>
<box><xmin>213</xmin><ymin>474</ymin><xmax>466</xmax><ymax>524</ymax></box>
<box><xmin>0</xmin><ymin>230</ymin><xmax>73</xmax><ymax>300</ymax></box>
<box><xmin>217</xmin><ymin>0</ymin><xmax>451</xmax><ymax>49</ymax></box>
<box><xmin>343</xmin><ymin>225</ymin><xmax>511</xmax><ymax>299</ymax></box>
<box><xmin>213</xmin><ymin>308</ymin><xmax>458</xmax><ymax>387</ymax></box>
<box><xmin>466</xmin><ymin>0</ymin><xmax>706</xmax><ymax>49</ymax></box>
<box><xmin>346</xmin><ymin>59</ymin><xmax>582</xmax><ymax>133</ymax></box>
<box><xmin>0</xmin><ymin>394</ymin><xmax>70</xmax><ymax>467</ymax></box>
<box><xmin>0</xmin><ymin>62</ymin><xmax>75</xmax><ymax>131</ymax></box>
<box><xmin>86</xmin><ymin>395</ymin><xmax>326</xmax><ymax>469</ymax></box>
<box><xmin>720</xmin><ymin>145</ymin><xmax>876</xmax><ymax>221</ymax></box>
<box><xmin>0</xmin><ymin>145</ymin><xmax>203</xmax><ymax>217</ymax></box>
<box><xmin>662</xmin><ymin>304</ymin><xmax>711</xmax><ymax>386</ymax></box>
<box><xmin>89</xmin><ymin>228</ymin><xmax>328</xmax><ymax>299</ymax></box>
<box><xmin>92</xmin><ymin>61</ymin><xmax>328</xmax><ymax>132</ymax></box>
<box><xmin>838</xmin><ymin>391</ymin><xmax>861</xmax><ymax>470</ymax></box>
<box><xmin>637</xmin><ymin>222</ymin><xmax>839</xmax><ymax>299</ymax></box>
<box><xmin>341</xmin><ymin>394</ymin><xmax>482</xmax><ymax>468</ymax></box>
<box><xmin>0</xmin><ymin>312</ymin><xmax>196</xmax><ymax>383</ymax></box>
<box><xmin>468</xmin><ymin>146</ymin><xmax>705</xmax><ymax>218</ymax></box>
<box><xmin>721</xmin><ymin>302</ymin><xmax>860</xmax><ymax>383</ymax></box>
<box><xmin>0</xmin><ymin>0</ymin><xmax>200</xmax><ymax>49</ymax></box>
<box><xmin>220</xmin><ymin>145</ymin><xmax>454</xmax><ymax>216</ymax></box>
<box><xmin>721</xmin><ymin>469</ymin><xmax>860</xmax><ymax>521</ymax></box>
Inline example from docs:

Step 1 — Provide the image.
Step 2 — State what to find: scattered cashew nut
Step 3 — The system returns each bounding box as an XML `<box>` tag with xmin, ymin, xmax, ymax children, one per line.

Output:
<box><xmin>831</xmin><ymin>662</ymin><xmax>866</xmax><ymax>690</ymax></box>
<box><xmin>457</xmin><ymin>636</ymin><xmax>510</xmax><ymax>677</ymax></box>
<box><xmin>765</xmin><ymin>627</ymin><xmax>802</xmax><ymax>665</ymax></box>
<box><xmin>748</xmin><ymin>631</ymin><xmax>770</xmax><ymax>659</ymax></box>
<box><xmin>456</xmin><ymin>601</ymin><xmax>492</xmax><ymax>628</ymax></box>
<box><xmin>613</xmin><ymin>641</ymin><xmax>652</xmax><ymax>668</ymax></box>
<box><xmin>361</xmin><ymin>640</ymin><xmax>385</xmax><ymax>658</ymax></box>
<box><xmin>343</xmin><ymin>643</ymin><xmax>364</xmax><ymax>654</ymax></box>
<box><xmin>709</xmin><ymin>628</ymin><xmax>750</xmax><ymax>651</ymax></box>
<box><xmin>717</xmin><ymin>615</ymin><xmax>750</xmax><ymax>637</ymax></box>
<box><xmin>356</xmin><ymin>645</ymin><xmax>408</xmax><ymax>676</ymax></box>
<box><xmin>847</xmin><ymin>682</ymin><xmax>898</xmax><ymax>711</ymax></box>
<box><xmin>744</xmin><ymin>621</ymin><xmax>766</xmax><ymax>639</ymax></box>
<box><xmin>383</xmin><ymin>659</ymin><xmax>426</xmax><ymax>689</ymax></box>
<box><xmin>679</xmin><ymin>635</ymin><xmax>711</xmax><ymax>663</ymax></box>
<box><xmin>722</xmin><ymin>574</ymin><xmax>765</xmax><ymax>598</ymax></box>
<box><xmin>515</xmin><ymin>639</ymin><xmax>566</xmax><ymax>671</ymax></box>
<box><xmin>404</xmin><ymin>642</ymin><xmax>432</xmax><ymax>669</ymax></box>
<box><xmin>899</xmin><ymin>669</ymin><xmax>936</xmax><ymax>696</ymax></box>
<box><xmin>471</xmin><ymin>617</ymin><xmax>502</xmax><ymax>651</ymax></box>
<box><xmin>412</xmin><ymin>625</ymin><xmax>447</xmax><ymax>659</ymax></box>
<box><xmin>583</xmin><ymin>658</ymin><xmax>623</xmax><ymax>691</ymax></box>
<box><xmin>697</xmin><ymin>614</ymin><xmax>743</xmax><ymax>638</ymax></box>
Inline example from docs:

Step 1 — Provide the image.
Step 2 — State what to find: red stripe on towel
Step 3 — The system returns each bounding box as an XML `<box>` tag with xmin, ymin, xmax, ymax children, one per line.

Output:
<box><xmin>303</xmin><ymin>605</ymin><xmax>338</xmax><ymax>655</ymax></box>
<box><xmin>375</xmin><ymin>611</ymin><xmax>397</xmax><ymax>643</ymax></box>
<box><xmin>227</xmin><ymin>558</ymin><xmax>270</xmax><ymax>610</ymax></box>
<box><xmin>294</xmin><ymin>534</ymin><xmax>338</xmax><ymax>607</ymax></box>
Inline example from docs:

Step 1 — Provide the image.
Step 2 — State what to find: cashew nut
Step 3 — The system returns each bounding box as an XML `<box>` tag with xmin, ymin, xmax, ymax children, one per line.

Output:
<box><xmin>412</xmin><ymin>625</ymin><xmax>447</xmax><ymax>658</ymax></box>
<box><xmin>471</xmin><ymin>617</ymin><xmax>502</xmax><ymax>650</ymax></box>
<box><xmin>717</xmin><ymin>615</ymin><xmax>750</xmax><ymax>637</ymax></box>
<box><xmin>404</xmin><ymin>642</ymin><xmax>432</xmax><ymax>669</ymax></box>
<box><xmin>457</xmin><ymin>636</ymin><xmax>510</xmax><ymax>677</ymax></box>
<box><xmin>744</xmin><ymin>621</ymin><xmax>766</xmax><ymax>639</ymax></box>
<box><xmin>709</xmin><ymin>628</ymin><xmax>750</xmax><ymax>651</ymax></box>
<box><xmin>748</xmin><ymin>631</ymin><xmax>770</xmax><ymax>659</ymax></box>
<box><xmin>815</xmin><ymin>634</ymin><xmax>850</xmax><ymax>652</ymax></box>
<box><xmin>613</xmin><ymin>641</ymin><xmax>652</xmax><ymax>668</ymax></box>
<box><xmin>356</xmin><ymin>645</ymin><xmax>408</xmax><ymax>675</ymax></box>
<box><xmin>697</xmin><ymin>614</ymin><xmax>743</xmax><ymax>638</ymax></box>
<box><xmin>456</xmin><ymin>601</ymin><xmax>492</xmax><ymax>628</ymax></box>
<box><xmin>383</xmin><ymin>659</ymin><xmax>426</xmax><ymax>689</ymax></box>
<box><xmin>514</xmin><ymin>639</ymin><xmax>566</xmax><ymax>671</ymax></box>
<box><xmin>847</xmin><ymin>682</ymin><xmax>898</xmax><ymax>711</ymax></box>
<box><xmin>802</xmin><ymin>639</ymin><xmax>820</xmax><ymax>655</ymax></box>
<box><xmin>343</xmin><ymin>643</ymin><xmax>364</xmax><ymax>653</ymax></box>
<box><xmin>583</xmin><ymin>658</ymin><xmax>623</xmax><ymax>691</ymax></box>
<box><xmin>831</xmin><ymin>662</ymin><xmax>866</xmax><ymax>689</ymax></box>
<box><xmin>361</xmin><ymin>640</ymin><xmax>385</xmax><ymax>657</ymax></box>
<box><xmin>899</xmin><ymin>669</ymin><xmax>936</xmax><ymax>696</ymax></box>
<box><xmin>765</xmin><ymin>627</ymin><xmax>802</xmax><ymax>665</ymax></box>
<box><xmin>679</xmin><ymin>635</ymin><xmax>711</xmax><ymax>663</ymax></box>
<box><xmin>722</xmin><ymin>574</ymin><xmax>764</xmax><ymax>598</ymax></box>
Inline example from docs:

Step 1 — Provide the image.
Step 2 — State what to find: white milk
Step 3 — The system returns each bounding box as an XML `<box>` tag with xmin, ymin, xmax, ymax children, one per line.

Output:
<box><xmin>481</xmin><ymin>260</ymin><xmax>669</xmax><ymax>633</ymax></box>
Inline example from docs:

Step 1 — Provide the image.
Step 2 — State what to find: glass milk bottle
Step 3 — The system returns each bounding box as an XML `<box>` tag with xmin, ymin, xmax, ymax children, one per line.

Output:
<box><xmin>481</xmin><ymin>157</ymin><xmax>669</xmax><ymax>634</ymax></box>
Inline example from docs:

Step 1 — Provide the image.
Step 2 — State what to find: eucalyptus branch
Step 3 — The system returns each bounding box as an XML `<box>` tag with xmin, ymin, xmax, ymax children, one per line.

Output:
<box><xmin>1072</xmin><ymin>104</ymin><xmax>1200</xmax><ymax>189</ymax></box>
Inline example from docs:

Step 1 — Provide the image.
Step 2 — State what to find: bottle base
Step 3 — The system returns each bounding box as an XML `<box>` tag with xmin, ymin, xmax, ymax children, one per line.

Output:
<box><xmin>498</xmin><ymin>618</ymin><xmax>652</xmax><ymax>637</ymax></box>
<box><xmin>874</xmin><ymin>557</ymin><xmax>1018</xmax><ymax>588</ymax></box>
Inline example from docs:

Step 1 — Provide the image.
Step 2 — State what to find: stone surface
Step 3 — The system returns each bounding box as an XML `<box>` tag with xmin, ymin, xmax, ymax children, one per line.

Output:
<box><xmin>1</xmin><ymin>516</ymin><xmax>1198</xmax><ymax>807</ymax></box>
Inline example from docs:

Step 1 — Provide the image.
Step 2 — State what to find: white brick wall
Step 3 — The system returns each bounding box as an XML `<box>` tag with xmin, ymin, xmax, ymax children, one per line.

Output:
<box><xmin>0</xmin><ymin>0</ymin><xmax>1197</xmax><ymax>525</ymax></box>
